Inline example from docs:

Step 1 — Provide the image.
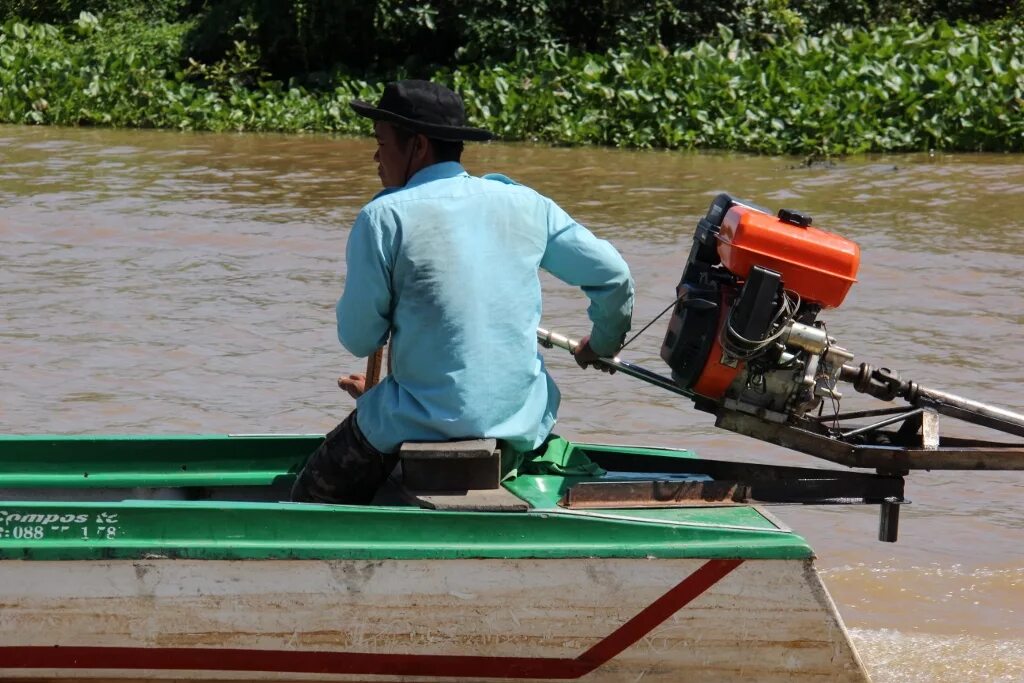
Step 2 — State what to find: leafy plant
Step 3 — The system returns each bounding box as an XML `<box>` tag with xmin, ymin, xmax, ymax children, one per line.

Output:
<box><xmin>1</xmin><ymin>12</ymin><xmax>1021</xmax><ymax>154</ymax></box>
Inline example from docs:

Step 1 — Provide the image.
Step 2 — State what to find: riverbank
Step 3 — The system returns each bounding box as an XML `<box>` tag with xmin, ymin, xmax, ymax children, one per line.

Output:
<box><xmin>1</xmin><ymin>13</ymin><xmax>1021</xmax><ymax>155</ymax></box>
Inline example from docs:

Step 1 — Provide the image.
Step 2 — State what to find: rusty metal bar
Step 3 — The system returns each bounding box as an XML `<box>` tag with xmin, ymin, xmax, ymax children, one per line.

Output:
<box><xmin>563</xmin><ymin>480</ymin><xmax>747</xmax><ymax>508</ymax></box>
<box><xmin>809</xmin><ymin>406</ymin><xmax>914</xmax><ymax>422</ymax></box>
<box><xmin>841</xmin><ymin>408</ymin><xmax>924</xmax><ymax>438</ymax></box>
<box><xmin>560</xmin><ymin>471</ymin><xmax>904</xmax><ymax>509</ymax></box>
<box><xmin>715</xmin><ymin>409</ymin><xmax>1024</xmax><ymax>470</ymax></box>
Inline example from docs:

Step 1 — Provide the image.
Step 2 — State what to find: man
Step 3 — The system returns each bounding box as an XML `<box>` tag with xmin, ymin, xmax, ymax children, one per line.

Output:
<box><xmin>291</xmin><ymin>79</ymin><xmax>634</xmax><ymax>504</ymax></box>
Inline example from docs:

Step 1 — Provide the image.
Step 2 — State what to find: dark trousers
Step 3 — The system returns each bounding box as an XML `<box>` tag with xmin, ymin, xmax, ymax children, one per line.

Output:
<box><xmin>290</xmin><ymin>411</ymin><xmax>398</xmax><ymax>504</ymax></box>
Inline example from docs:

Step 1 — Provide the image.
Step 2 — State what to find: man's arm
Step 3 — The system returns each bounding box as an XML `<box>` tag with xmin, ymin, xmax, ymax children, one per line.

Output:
<box><xmin>540</xmin><ymin>203</ymin><xmax>634</xmax><ymax>358</ymax></box>
<box><xmin>336</xmin><ymin>209</ymin><xmax>393</xmax><ymax>358</ymax></box>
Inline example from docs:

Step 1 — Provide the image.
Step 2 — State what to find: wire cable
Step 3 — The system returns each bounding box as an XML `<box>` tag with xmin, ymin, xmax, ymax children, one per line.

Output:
<box><xmin>720</xmin><ymin>289</ymin><xmax>801</xmax><ymax>360</ymax></box>
<box><xmin>618</xmin><ymin>292</ymin><xmax>685</xmax><ymax>351</ymax></box>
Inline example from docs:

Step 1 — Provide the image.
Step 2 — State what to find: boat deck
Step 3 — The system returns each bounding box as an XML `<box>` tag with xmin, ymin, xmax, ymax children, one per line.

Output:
<box><xmin>0</xmin><ymin>434</ymin><xmax>811</xmax><ymax>562</ymax></box>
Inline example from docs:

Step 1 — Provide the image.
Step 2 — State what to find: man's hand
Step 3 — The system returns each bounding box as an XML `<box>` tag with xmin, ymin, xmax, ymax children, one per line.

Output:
<box><xmin>572</xmin><ymin>335</ymin><xmax>617</xmax><ymax>374</ymax></box>
<box><xmin>338</xmin><ymin>372</ymin><xmax>368</xmax><ymax>399</ymax></box>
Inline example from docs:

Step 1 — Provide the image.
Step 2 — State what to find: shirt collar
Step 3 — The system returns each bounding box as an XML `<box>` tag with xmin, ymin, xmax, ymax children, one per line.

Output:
<box><xmin>404</xmin><ymin>161</ymin><xmax>467</xmax><ymax>189</ymax></box>
<box><xmin>371</xmin><ymin>162</ymin><xmax>468</xmax><ymax>201</ymax></box>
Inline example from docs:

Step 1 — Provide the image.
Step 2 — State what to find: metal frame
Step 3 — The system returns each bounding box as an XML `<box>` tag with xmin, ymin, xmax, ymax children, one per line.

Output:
<box><xmin>716</xmin><ymin>408</ymin><xmax>1024</xmax><ymax>472</ymax></box>
<box><xmin>568</xmin><ymin>451</ymin><xmax>908</xmax><ymax>542</ymax></box>
<box><xmin>536</xmin><ymin>327</ymin><xmax>1024</xmax><ymax>542</ymax></box>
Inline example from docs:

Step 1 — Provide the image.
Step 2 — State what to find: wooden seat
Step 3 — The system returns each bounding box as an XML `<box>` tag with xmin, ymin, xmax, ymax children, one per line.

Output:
<box><xmin>399</xmin><ymin>438</ymin><xmax>501</xmax><ymax>491</ymax></box>
<box><xmin>395</xmin><ymin>439</ymin><xmax>528</xmax><ymax>512</ymax></box>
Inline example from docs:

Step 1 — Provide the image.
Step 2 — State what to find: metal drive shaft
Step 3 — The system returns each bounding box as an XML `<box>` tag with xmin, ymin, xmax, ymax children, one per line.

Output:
<box><xmin>840</xmin><ymin>363</ymin><xmax>1024</xmax><ymax>438</ymax></box>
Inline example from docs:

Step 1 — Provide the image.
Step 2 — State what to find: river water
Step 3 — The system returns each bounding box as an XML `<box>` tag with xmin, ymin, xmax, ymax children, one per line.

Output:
<box><xmin>1</xmin><ymin>125</ymin><xmax>1022</xmax><ymax>681</ymax></box>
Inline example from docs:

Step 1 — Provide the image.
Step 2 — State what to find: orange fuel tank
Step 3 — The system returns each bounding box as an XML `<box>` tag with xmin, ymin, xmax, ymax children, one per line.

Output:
<box><xmin>717</xmin><ymin>206</ymin><xmax>860</xmax><ymax>308</ymax></box>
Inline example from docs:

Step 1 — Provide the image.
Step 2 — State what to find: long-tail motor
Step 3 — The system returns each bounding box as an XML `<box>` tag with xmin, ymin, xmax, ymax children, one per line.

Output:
<box><xmin>538</xmin><ymin>193</ymin><xmax>1024</xmax><ymax>542</ymax></box>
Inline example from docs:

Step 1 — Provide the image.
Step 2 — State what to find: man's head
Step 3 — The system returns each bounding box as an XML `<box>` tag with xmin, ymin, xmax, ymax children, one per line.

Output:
<box><xmin>350</xmin><ymin>80</ymin><xmax>492</xmax><ymax>188</ymax></box>
<box><xmin>372</xmin><ymin>122</ymin><xmax>466</xmax><ymax>188</ymax></box>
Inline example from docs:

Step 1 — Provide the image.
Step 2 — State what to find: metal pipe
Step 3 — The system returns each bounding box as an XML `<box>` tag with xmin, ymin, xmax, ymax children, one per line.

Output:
<box><xmin>841</xmin><ymin>363</ymin><xmax>1024</xmax><ymax>438</ymax></box>
<box><xmin>841</xmin><ymin>408</ymin><xmax>923</xmax><ymax>439</ymax></box>
<box><xmin>915</xmin><ymin>387</ymin><xmax>1024</xmax><ymax>438</ymax></box>
<box><xmin>808</xmin><ymin>406</ymin><xmax>912</xmax><ymax>422</ymax></box>
<box><xmin>536</xmin><ymin>328</ymin><xmax>694</xmax><ymax>399</ymax></box>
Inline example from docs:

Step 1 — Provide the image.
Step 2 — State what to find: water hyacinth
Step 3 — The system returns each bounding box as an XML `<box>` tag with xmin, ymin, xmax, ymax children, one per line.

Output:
<box><xmin>451</xmin><ymin>21</ymin><xmax>1024</xmax><ymax>154</ymax></box>
<box><xmin>0</xmin><ymin>15</ymin><xmax>1021</xmax><ymax>155</ymax></box>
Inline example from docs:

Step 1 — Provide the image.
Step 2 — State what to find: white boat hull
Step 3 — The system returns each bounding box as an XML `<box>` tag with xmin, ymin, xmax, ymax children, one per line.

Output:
<box><xmin>0</xmin><ymin>557</ymin><xmax>867</xmax><ymax>682</ymax></box>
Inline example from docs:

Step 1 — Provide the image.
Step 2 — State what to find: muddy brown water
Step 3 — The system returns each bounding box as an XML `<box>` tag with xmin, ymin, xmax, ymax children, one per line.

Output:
<box><xmin>1</xmin><ymin>125</ymin><xmax>1022</xmax><ymax>681</ymax></box>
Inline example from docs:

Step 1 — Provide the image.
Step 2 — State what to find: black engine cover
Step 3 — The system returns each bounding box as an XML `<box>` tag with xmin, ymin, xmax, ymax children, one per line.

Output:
<box><xmin>659</xmin><ymin>193</ymin><xmax>739</xmax><ymax>389</ymax></box>
<box><xmin>660</xmin><ymin>282</ymin><xmax>720</xmax><ymax>389</ymax></box>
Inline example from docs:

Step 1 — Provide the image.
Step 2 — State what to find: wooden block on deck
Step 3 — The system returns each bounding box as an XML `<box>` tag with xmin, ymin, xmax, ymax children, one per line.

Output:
<box><xmin>398</xmin><ymin>485</ymin><xmax>528</xmax><ymax>512</ymax></box>
<box><xmin>400</xmin><ymin>439</ymin><xmax>501</xmax><ymax>491</ymax></box>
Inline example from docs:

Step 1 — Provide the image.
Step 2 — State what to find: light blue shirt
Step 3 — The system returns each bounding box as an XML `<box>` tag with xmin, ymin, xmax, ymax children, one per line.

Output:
<box><xmin>337</xmin><ymin>161</ymin><xmax>634</xmax><ymax>453</ymax></box>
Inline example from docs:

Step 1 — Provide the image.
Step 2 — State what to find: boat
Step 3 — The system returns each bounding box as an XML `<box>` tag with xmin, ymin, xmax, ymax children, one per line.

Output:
<box><xmin>4</xmin><ymin>193</ymin><xmax>1020</xmax><ymax>682</ymax></box>
<box><xmin>0</xmin><ymin>432</ymin><xmax>870</xmax><ymax>682</ymax></box>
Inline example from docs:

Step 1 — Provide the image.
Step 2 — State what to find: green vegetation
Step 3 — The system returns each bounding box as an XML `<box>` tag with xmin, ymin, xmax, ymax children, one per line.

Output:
<box><xmin>455</xmin><ymin>22</ymin><xmax>1024</xmax><ymax>154</ymax></box>
<box><xmin>0</xmin><ymin>1</ymin><xmax>1021</xmax><ymax>155</ymax></box>
<box><xmin>0</xmin><ymin>14</ymin><xmax>378</xmax><ymax>132</ymax></box>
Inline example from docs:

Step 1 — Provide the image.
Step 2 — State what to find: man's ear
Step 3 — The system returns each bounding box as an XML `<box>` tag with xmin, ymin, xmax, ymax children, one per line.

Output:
<box><xmin>415</xmin><ymin>133</ymin><xmax>431</xmax><ymax>160</ymax></box>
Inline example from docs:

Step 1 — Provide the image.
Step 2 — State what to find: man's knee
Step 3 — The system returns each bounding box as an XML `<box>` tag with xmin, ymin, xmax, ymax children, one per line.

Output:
<box><xmin>290</xmin><ymin>413</ymin><xmax>391</xmax><ymax>504</ymax></box>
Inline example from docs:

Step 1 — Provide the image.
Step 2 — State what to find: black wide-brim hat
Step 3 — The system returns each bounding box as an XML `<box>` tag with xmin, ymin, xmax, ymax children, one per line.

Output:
<box><xmin>350</xmin><ymin>79</ymin><xmax>494</xmax><ymax>142</ymax></box>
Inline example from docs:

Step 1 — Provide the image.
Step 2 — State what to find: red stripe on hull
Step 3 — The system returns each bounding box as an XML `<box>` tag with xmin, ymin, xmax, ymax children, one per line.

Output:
<box><xmin>0</xmin><ymin>559</ymin><xmax>742</xmax><ymax>679</ymax></box>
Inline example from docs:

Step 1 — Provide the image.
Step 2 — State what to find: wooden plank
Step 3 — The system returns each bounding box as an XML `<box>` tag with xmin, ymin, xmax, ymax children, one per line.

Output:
<box><xmin>400</xmin><ymin>439</ymin><xmax>501</xmax><ymax>490</ymax></box>
<box><xmin>398</xmin><ymin>485</ymin><xmax>528</xmax><ymax>512</ymax></box>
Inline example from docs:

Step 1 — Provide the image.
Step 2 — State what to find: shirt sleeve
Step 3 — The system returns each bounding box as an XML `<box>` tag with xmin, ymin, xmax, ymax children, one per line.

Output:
<box><xmin>540</xmin><ymin>201</ymin><xmax>635</xmax><ymax>357</ymax></box>
<box><xmin>336</xmin><ymin>208</ymin><xmax>393</xmax><ymax>358</ymax></box>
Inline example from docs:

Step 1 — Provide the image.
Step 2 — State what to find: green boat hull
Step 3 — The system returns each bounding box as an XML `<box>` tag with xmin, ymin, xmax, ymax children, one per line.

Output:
<box><xmin>0</xmin><ymin>434</ymin><xmax>868</xmax><ymax>681</ymax></box>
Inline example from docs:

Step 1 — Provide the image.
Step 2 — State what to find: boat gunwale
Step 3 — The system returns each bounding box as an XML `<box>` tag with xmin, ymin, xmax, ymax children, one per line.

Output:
<box><xmin>0</xmin><ymin>435</ymin><xmax>814</xmax><ymax>561</ymax></box>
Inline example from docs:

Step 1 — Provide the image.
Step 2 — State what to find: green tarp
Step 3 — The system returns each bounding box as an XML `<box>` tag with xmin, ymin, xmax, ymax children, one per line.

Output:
<box><xmin>504</xmin><ymin>436</ymin><xmax>605</xmax><ymax>479</ymax></box>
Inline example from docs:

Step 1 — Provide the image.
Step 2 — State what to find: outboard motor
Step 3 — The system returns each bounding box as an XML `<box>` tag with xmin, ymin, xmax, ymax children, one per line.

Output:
<box><xmin>660</xmin><ymin>194</ymin><xmax>860</xmax><ymax>419</ymax></box>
